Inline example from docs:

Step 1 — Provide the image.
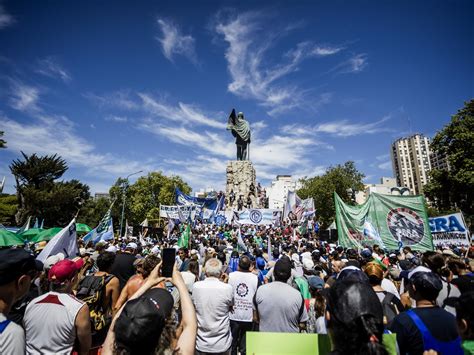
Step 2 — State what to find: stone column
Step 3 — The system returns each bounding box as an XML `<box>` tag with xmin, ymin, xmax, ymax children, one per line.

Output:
<box><xmin>226</xmin><ymin>161</ymin><xmax>257</xmax><ymax>210</ymax></box>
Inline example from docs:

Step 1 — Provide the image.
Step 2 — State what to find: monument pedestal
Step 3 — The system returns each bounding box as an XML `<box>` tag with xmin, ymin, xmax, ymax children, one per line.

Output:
<box><xmin>226</xmin><ymin>161</ymin><xmax>257</xmax><ymax>210</ymax></box>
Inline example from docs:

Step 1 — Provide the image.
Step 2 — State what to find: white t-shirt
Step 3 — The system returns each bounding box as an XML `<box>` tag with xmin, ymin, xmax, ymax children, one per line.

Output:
<box><xmin>192</xmin><ymin>278</ymin><xmax>234</xmax><ymax>353</ymax></box>
<box><xmin>24</xmin><ymin>291</ymin><xmax>85</xmax><ymax>355</ymax></box>
<box><xmin>228</xmin><ymin>271</ymin><xmax>258</xmax><ymax>322</ymax></box>
<box><xmin>0</xmin><ymin>313</ymin><xmax>25</xmax><ymax>355</ymax></box>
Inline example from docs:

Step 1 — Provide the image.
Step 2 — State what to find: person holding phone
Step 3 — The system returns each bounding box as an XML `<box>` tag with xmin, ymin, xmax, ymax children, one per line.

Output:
<box><xmin>102</xmin><ymin>262</ymin><xmax>197</xmax><ymax>355</ymax></box>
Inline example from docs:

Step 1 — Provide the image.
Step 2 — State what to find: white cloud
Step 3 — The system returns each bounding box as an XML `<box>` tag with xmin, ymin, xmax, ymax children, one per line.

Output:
<box><xmin>0</xmin><ymin>114</ymin><xmax>148</xmax><ymax>179</ymax></box>
<box><xmin>9</xmin><ymin>81</ymin><xmax>40</xmax><ymax>112</ymax></box>
<box><xmin>311</xmin><ymin>45</ymin><xmax>344</xmax><ymax>57</ymax></box>
<box><xmin>0</xmin><ymin>5</ymin><xmax>14</xmax><ymax>29</ymax></box>
<box><xmin>156</xmin><ymin>18</ymin><xmax>197</xmax><ymax>64</ymax></box>
<box><xmin>139</xmin><ymin>94</ymin><xmax>226</xmax><ymax>129</ymax></box>
<box><xmin>35</xmin><ymin>57</ymin><xmax>71</xmax><ymax>82</ymax></box>
<box><xmin>84</xmin><ymin>91</ymin><xmax>139</xmax><ymax>110</ymax></box>
<box><xmin>105</xmin><ymin>115</ymin><xmax>128</xmax><ymax>123</ymax></box>
<box><xmin>332</xmin><ymin>53</ymin><xmax>368</xmax><ymax>74</ymax></box>
<box><xmin>378</xmin><ymin>161</ymin><xmax>393</xmax><ymax>170</ymax></box>
<box><xmin>215</xmin><ymin>11</ymin><xmax>336</xmax><ymax>116</ymax></box>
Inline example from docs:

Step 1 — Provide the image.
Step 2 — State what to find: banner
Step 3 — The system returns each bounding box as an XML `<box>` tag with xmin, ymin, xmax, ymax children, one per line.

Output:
<box><xmin>236</xmin><ymin>209</ymin><xmax>281</xmax><ymax>225</ymax></box>
<box><xmin>283</xmin><ymin>191</ymin><xmax>315</xmax><ymax>221</ymax></box>
<box><xmin>429</xmin><ymin>213</ymin><xmax>470</xmax><ymax>247</ymax></box>
<box><xmin>159</xmin><ymin>205</ymin><xmax>197</xmax><ymax>220</ymax></box>
<box><xmin>335</xmin><ymin>192</ymin><xmax>433</xmax><ymax>251</ymax></box>
<box><xmin>37</xmin><ymin>219</ymin><xmax>78</xmax><ymax>262</ymax></box>
<box><xmin>175</xmin><ymin>187</ymin><xmax>220</xmax><ymax>219</ymax></box>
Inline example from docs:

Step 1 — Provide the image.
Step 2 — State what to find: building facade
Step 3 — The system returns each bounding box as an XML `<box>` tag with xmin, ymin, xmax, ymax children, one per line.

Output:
<box><xmin>266</xmin><ymin>175</ymin><xmax>301</xmax><ymax>210</ymax></box>
<box><xmin>391</xmin><ymin>134</ymin><xmax>432</xmax><ymax>195</ymax></box>
<box><xmin>355</xmin><ymin>177</ymin><xmax>411</xmax><ymax>204</ymax></box>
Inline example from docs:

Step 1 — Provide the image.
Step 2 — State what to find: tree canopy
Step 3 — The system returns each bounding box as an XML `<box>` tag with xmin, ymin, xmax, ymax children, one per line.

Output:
<box><xmin>424</xmin><ymin>99</ymin><xmax>474</xmax><ymax>224</ymax></box>
<box><xmin>297</xmin><ymin>161</ymin><xmax>365</xmax><ymax>228</ymax></box>
<box><xmin>0</xmin><ymin>131</ymin><xmax>6</xmax><ymax>148</ymax></box>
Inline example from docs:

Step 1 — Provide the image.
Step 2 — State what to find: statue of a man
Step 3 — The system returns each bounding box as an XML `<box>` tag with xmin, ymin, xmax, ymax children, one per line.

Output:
<box><xmin>227</xmin><ymin>109</ymin><xmax>251</xmax><ymax>160</ymax></box>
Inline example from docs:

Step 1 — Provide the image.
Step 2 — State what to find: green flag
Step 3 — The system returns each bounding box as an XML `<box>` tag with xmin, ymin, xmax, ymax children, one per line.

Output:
<box><xmin>0</xmin><ymin>229</ymin><xmax>25</xmax><ymax>247</ymax></box>
<box><xmin>178</xmin><ymin>224</ymin><xmax>191</xmax><ymax>248</ymax></box>
<box><xmin>334</xmin><ymin>192</ymin><xmax>433</xmax><ymax>251</ymax></box>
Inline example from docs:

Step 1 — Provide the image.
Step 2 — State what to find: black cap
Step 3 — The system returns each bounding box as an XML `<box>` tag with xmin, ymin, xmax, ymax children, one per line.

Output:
<box><xmin>327</xmin><ymin>280</ymin><xmax>383</xmax><ymax>324</ymax></box>
<box><xmin>114</xmin><ymin>288</ymin><xmax>174</xmax><ymax>352</ymax></box>
<box><xmin>0</xmin><ymin>249</ymin><xmax>43</xmax><ymax>286</ymax></box>
<box><xmin>274</xmin><ymin>258</ymin><xmax>292</xmax><ymax>281</ymax></box>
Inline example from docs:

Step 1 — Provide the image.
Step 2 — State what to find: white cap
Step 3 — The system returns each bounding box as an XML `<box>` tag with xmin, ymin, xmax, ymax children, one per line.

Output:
<box><xmin>105</xmin><ymin>245</ymin><xmax>117</xmax><ymax>253</ymax></box>
<box><xmin>302</xmin><ymin>258</ymin><xmax>314</xmax><ymax>270</ymax></box>
<box><xmin>126</xmin><ymin>242</ymin><xmax>138</xmax><ymax>250</ymax></box>
<box><xmin>44</xmin><ymin>253</ymin><xmax>65</xmax><ymax>270</ymax></box>
<box><xmin>151</xmin><ymin>245</ymin><xmax>160</xmax><ymax>255</ymax></box>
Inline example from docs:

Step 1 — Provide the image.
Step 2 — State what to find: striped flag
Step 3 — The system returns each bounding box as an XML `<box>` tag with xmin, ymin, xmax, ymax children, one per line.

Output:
<box><xmin>237</xmin><ymin>228</ymin><xmax>247</xmax><ymax>252</ymax></box>
<box><xmin>178</xmin><ymin>223</ymin><xmax>191</xmax><ymax>248</ymax></box>
<box><xmin>37</xmin><ymin>218</ymin><xmax>77</xmax><ymax>262</ymax></box>
<box><xmin>83</xmin><ymin>202</ymin><xmax>114</xmax><ymax>244</ymax></box>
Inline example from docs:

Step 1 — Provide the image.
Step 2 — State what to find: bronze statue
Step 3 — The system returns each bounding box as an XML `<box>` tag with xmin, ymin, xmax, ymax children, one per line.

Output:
<box><xmin>227</xmin><ymin>109</ymin><xmax>251</xmax><ymax>161</ymax></box>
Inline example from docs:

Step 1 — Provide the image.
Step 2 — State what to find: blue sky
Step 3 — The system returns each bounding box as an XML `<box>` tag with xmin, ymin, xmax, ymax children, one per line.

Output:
<box><xmin>1</xmin><ymin>0</ymin><xmax>473</xmax><ymax>194</ymax></box>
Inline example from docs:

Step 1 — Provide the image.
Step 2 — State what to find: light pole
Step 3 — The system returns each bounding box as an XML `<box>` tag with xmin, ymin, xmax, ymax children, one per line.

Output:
<box><xmin>119</xmin><ymin>170</ymin><xmax>143</xmax><ymax>238</ymax></box>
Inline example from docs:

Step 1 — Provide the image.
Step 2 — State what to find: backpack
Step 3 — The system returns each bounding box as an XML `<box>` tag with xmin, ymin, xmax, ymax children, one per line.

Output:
<box><xmin>381</xmin><ymin>292</ymin><xmax>399</xmax><ymax>325</ymax></box>
<box><xmin>76</xmin><ymin>274</ymin><xmax>114</xmax><ymax>332</ymax></box>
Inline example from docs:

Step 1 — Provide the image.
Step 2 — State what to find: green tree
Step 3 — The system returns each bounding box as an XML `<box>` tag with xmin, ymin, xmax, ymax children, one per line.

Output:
<box><xmin>298</xmin><ymin>161</ymin><xmax>365</xmax><ymax>228</ymax></box>
<box><xmin>109</xmin><ymin>172</ymin><xmax>191</xmax><ymax>232</ymax></box>
<box><xmin>77</xmin><ymin>197</ymin><xmax>111</xmax><ymax>228</ymax></box>
<box><xmin>0</xmin><ymin>131</ymin><xmax>6</xmax><ymax>148</ymax></box>
<box><xmin>10</xmin><ymin>153</ymin><xmax>89</xmax><ymax>226</ymax></box>
<box><xmin>424</xmin><ymin>99</ymin><xmax>474</xmax><ymax>225</ymax></box>
<box><xmin>0</xmin><ymin>194</ymin><xmax>18</xmax><ymax>225</ymax></box>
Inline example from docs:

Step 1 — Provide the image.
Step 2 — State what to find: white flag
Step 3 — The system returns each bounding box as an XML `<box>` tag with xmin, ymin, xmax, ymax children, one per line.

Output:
<box><xmin>37</xmin><ymin>218</ymin><xmax>78</xmax><ymax>263</ymax></box>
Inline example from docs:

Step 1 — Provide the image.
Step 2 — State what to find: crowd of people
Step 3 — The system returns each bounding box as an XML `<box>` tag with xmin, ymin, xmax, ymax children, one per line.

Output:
<box><xmin>0</xmin><ymin>221</ymin><xmax>473</xmax><ymax>355</ymax></box>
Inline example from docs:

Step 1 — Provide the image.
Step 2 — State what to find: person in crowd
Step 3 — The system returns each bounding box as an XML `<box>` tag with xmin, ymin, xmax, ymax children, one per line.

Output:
<box><xmin>76</xmin><ymin>252</ymin><xmax>120</xmax><ymax>352</ymax></box>
<box><xmin>422</xmin><ymin>251</ymin><xmax>461</xmax><ymax>315</ymax></box>
<box><xmin>114</xmin><ymin>254</ymin><xmax>161</xmax><ymax>312</ymax></box>
<box><xmin>110</xmin><ymin>242</ymin><xmax>138</xmax><ymax>290</ymax></box>
<box><xmin>306</xmin><ymin>275</ymin><xmax>327</xmax><ymax>334</ymax></box>
<box><xmin>192</xmin><ymin>258</ymin><xmax>234</xmax><ymax>354</ymax></box>
<box><xmin>228</xmin><ymin>255</ymin><xmax>258</xmax><ymax>355</ymax></box>
<box><xmin>254</xmin><ymin>257</ymin><xmax>308</xmax><ymax>332</ymax></box>
<box><xmin>448</xmin><ymin>258</ymin><xmax>474</xmax><ymax>294</ymax></box>
<box><xmin>326</xmin><ymin>280</ymin><xmax>388</xmax><ymax>355</ymax></box>
<box><xmin>364</xmin><ymin>262</ymin><xmax>404</xmax><ymax>326</ymax></box>
<box><xmin>181</xmin><ymin>258</ymin><xmax>200</xmax><ymax>294</ymax></box>
<box><xmin>0</xmin><ymin>249</ymin><xmax>42</xmax><ymax>355</ymax></box>
<box><xmin>389</xmin><ymin>266</ymin><xmax>462</xmax><ymax>355</ymax></box>
<box><xmin>178</xmin><ymin>248</ymin><xmax>190</xmax><ymax>272</ymax></box>
<box><xmin>451</xmin><ymin>291</ymin><xmax>474</xmax><ymax>354</ymax></box>
<box><xmin>24</xmin><ymin>259</ymin><xmax>92</xmax><ymax>355</ymax></box>
<box><xmin>103</xmin><ymin>262</ymin><xmax>197</xmax><ymax>355</ymax></box>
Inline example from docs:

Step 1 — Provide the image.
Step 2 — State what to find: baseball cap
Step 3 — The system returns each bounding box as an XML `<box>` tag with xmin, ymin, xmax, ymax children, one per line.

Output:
<box><xmin>327</xmin><ymin>280</ymin><xmax>383</xmax><ymax>324</ymax></box>
<box><xmin>307</xmin><ymin>276</ymin><xmax>325</xmax><ymax>291</ymax></box>
<box><xmin>43</xmin><ymin>253</ymin><xmax>65</xmax><ymax>270</ymax></box>
<box><xmin>105</xmin><ymin>245</ymin><xmax>118</xmax><ymax>253</ymax></box>
<box><xmin>48</xmin><ymin>258</ymin><xmax>84</xmax><ymax>283</ymax></box>
<box><xmin>0</xmin><ymin>249</ymin><xmax>43</xmax><ymax>286</ymax></box>
<box><xmin>274</xmin><ymin>258</ymin><xmax>292</xmax><ymax>281</ymax></box>
<box><xmin>303</xmin><ymin>258</ymin><xmax>315</xmax><ymax>270</ymax></box>
<box><xmin>114</xmin><ymin>288</ymin><xmax>174</xmax><ymax>353</ymax></box>
<box><xmin>126</xmin><ymin>242</ymin><xmax>138</xmax><ymax>250</ymax></box>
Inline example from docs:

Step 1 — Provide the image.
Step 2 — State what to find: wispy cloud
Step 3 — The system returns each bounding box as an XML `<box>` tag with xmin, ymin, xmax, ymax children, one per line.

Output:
<box><xmin>0</xmin><ymin>114</ymin><xmax>148</xmax><ymax>178</ymax></box>
<box><xmin>281</xmin><ymin>115</ymin><xmax>392</xmax><ymax>137</ymax></box>
<box><xmin>105</xmin><ymin>115</ymin><xmax>128</xmax><ymax>123</ymax></box>
<box><xmin>378</xmin><ymin>161</ymin><xmax>393</xmax><ymax>170</ymax></box>
<box><xmin>139</xmin><ymin>93</ymin><xmax>226</xmax><ymax>129</ymax></box>
<box><xmin>0</xmin><ymin>5</ymin><xmax>14</xmax><ymax>29</ymax></box>
<box><xmin>35</xmin><ymin>57</ymin><xmax>71</xmax><ymax>82</ymax></box>
<box><xmin>9</xmin><ymin>81</ymin><xmax>40</xmax><ymax>112</ymax></box>
<box><xmin>156</xmin><ymin>18</ymin><xmax>197</xmax><ymax>64</ymax></box>
<box><xmin>84</xmin><ymin>91</ymin><xmax>139</xmax><ymax>110</ymax></box>
<box><xmin>332</xmin><ymin>53</ymin><xmax>368</xmax><ymax>74</ymax></box>
<box><xmin>214</xmin><ymin>11</ymin><xmax>337</xmax><ymax>116</ymax></box>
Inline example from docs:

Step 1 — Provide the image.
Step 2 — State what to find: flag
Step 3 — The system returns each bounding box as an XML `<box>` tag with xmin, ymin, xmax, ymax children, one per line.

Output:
<box><xmin>178</xmin><ymin>224</ymin><xmax>191</xmax><ymax>248</ymax></box>
<box><xmin>177</xmin><ymin>206</ymin><xmax>186</xmax><ymax>223</ymax></box>
<box><xmin>166</xmin><ymin>213</ymin><xmax>175</xmax><ymax>239</ymax></box>
<box><xmin>267</xmin><ymin>234</ymin><xmax>271</xmax><ymax>257</ymax></box>
<box><xmin>39</xmin><ymin>219</ymin><xmax>44</xmax><ymax>229</ymax></box>
<box><xmin>140</xmin><ymin>218</ymin><xmax>149</xmax><ymax>228</ymax></box>
<box><xmin>83</xmin><ymin>205</ymin><xmax>114</xmax><ymax>244</ymax></box>
<box><xmin>0</xmin><ymin>176</ymin><xmax>5</xmax><ymax>193</ymax></box>
<box><xmin>334</xmin><ymin>192</ymin><xmax>433</xmax><ymax>251</ymax></box>
<box><xmin>16</xmin><ymin>216</ymin><xmax>31</xmax><ymax>234</ymax></box>
<box><xmin>237</xmin><ymin>228</ymin><xmax>247</xmax><ymax>252</ymax></box>
<box><xmin>227</xmin><ymin>108</ymin><xmax>237</xmax><ymax>127</ymax></box>
<box><xmin>33</xmin><ymin>218</ymin><xmax>39</xmax><ymax>229</ymax></box>
<box><xmin>37</xmin><ymin>219</ymin><xmax>78</xmax><ymax>263</ymax></box>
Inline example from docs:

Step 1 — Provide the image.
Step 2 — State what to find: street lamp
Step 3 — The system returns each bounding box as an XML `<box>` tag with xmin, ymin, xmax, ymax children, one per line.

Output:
<box><xmin>119</xmin><ymin>170</ymin><xmax>143</xmax><ymax>238</ymax></box>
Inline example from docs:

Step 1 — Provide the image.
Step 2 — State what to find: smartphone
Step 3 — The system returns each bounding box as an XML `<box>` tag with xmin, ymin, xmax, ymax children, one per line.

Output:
<box><xmin>161</xmin><ymin>248</ymin><xmax>175</xmax><ymax>277</ymax></box>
